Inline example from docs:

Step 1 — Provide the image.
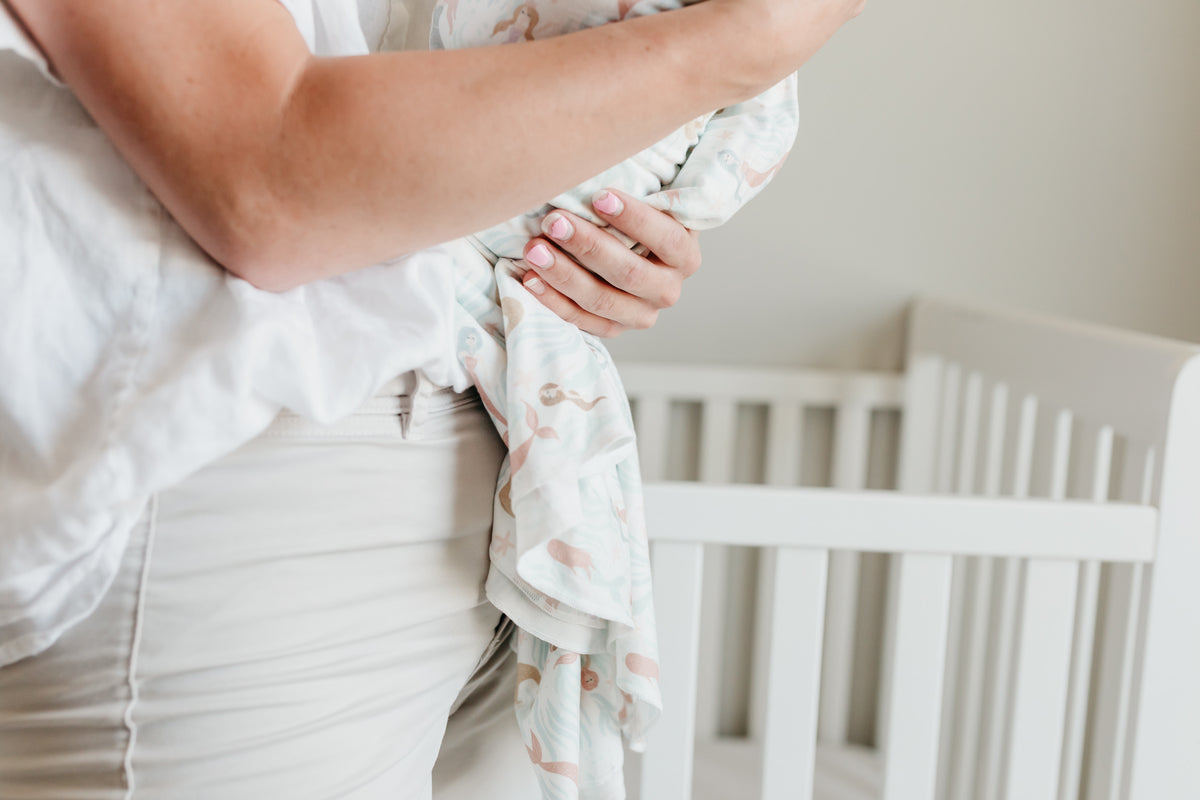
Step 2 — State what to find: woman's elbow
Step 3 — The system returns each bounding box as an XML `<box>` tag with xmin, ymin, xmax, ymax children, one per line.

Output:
<box><xmin>199</xmin><ymin>198</ymin><xmax>309</xmax><ymax>293</ymax></box>
<box><xmin>223</xmin><ymin>257</ymin><xmax>303</xmax><ymax>293</ymax></box>
<box><xmin>219</xmin><ymin>247</ymin><xmax>304</xmax><ymax>293</ymax></box>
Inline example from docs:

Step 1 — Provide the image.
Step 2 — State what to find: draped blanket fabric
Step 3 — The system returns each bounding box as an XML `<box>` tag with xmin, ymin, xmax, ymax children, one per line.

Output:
<box><xmin>435</xmin><ymin>3</ymin><xmax>800</xmax><ymax>798</ymax></box>
<box><xmin>451</xmin><ymin>239</ymin><xmax>658</xmax><ymax>799</ymax></box>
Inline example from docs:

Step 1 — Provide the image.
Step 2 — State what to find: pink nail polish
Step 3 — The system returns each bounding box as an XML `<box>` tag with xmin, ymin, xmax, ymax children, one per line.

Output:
<box><xmin>526</xmin><ymin>244</ymin><xmax>552</xmax><ymax>268</ymax></box>
<box><xmin>547</xmin><ymin>214</ymin><xmax>573</xmax><ymax>241</ymax></box>
<box><xmin>525</xmin><ymin>277</ymin><xmax>546</xmax><ymax>295</ymax></box>
<box><xmin>593</xmin><ymin>191</ymin><xmax>623</xmax><ymax>216</ymax></box>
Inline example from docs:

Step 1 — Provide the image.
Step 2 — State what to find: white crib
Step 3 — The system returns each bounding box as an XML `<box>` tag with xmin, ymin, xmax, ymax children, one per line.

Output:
<box><xmin>619</xmin><ymin>297</ymin><xmax>1200</xmax><ymax>800</ymax></box>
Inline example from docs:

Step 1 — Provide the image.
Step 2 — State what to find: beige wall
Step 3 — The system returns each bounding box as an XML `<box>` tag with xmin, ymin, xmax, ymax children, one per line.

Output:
<box><xmin>608</xmin><ymin>1</ymin><xmax>1200</xmax><ymax>371</ymax></box>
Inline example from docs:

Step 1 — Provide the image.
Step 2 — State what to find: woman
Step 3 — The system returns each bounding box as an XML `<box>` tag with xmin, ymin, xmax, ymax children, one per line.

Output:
<box><xmin>0</xmin><ymin>0</ymin><xmax>865</xmax><ymax>797</ymax></box>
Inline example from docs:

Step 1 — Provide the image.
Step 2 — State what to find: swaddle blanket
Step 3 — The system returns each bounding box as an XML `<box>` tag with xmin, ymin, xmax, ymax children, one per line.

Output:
<box><xmin>435</xmin><ymin>2</ymin><xmax>799</xmax><ymax>797</ymax></box>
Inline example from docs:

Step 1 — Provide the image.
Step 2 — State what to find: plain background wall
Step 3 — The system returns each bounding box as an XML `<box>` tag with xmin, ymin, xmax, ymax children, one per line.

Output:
<box><xmin>607</xmin><ymin>1</ymin><xmax>1200</xmax><ymax>372</ymax></box>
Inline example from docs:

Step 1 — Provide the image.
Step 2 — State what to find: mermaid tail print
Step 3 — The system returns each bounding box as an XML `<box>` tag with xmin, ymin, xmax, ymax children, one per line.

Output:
<box><xmin>510</xmin><ymin>402</ymin><xmax>558</xmax><ymax>474</ymax></box>
<box><xmin>625</xmin><ymin>652</ymin><xmax>660</xmax><ymax>683</ymax></box>
<box><xmin>526</xmin><ymin>732</ymin><xmax>580</xmax><ymax>784</ymax></box>
<box><xmin>742</xmin><ymin>152</ymin><xmax>789</xmax><ymax>188</ymax></box>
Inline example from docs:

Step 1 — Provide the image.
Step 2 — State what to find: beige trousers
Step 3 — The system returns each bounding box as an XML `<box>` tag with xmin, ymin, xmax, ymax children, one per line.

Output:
<box><xmin>0</xmin><ymin>375</ymin><xmax>541</xmax><ymax>800</ymax></box>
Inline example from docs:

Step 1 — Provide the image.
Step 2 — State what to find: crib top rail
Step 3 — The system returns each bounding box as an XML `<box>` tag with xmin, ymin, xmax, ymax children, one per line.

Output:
<box><xmin>644</xmin><ymin>482</ymin><xmax>1157</xmax><ymax>562</ymax></box>
<box><xmin>619</xmin><ymin>363</ymin><xmax>903</xmax><ymax>409</ymax></box>
<box><xmin>908</xmin><ymin>297</ymin><xmax>1200</xmax><ymax>448</ymax></box>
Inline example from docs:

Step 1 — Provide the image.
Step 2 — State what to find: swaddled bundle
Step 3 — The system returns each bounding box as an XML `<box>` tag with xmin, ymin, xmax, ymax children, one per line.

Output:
<box><xmin>434</xmin><ymin>2</ymin><xmax>799</xmax><ymax>797</ymax></box>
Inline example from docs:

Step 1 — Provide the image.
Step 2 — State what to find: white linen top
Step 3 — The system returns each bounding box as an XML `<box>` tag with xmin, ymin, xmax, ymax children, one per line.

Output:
<box><xmin>0</xmin><ymin>0</ymin><xmax>467</xmax><ymax>666</ymax></box>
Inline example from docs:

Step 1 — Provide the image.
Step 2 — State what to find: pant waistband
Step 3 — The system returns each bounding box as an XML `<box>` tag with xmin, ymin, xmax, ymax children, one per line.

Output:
<box><xmin>261</xmin><ymin>371</ymin><xmax>476</xmax><ymax>441</ymax></box>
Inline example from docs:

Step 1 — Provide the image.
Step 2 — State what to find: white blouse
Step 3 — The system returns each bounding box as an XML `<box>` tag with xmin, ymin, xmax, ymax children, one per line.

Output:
<box><xmin>0</xmin><ymin>0</ymin><xmax>468</xmax><ymax>666</ymax></box>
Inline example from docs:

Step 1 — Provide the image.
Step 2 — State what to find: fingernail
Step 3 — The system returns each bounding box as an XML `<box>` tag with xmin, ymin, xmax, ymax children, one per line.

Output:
<box><xmin>525</xmin><ymin>276</ymin><xmax>546</xmax><ymax>295</ymax></box>
<box><xmin>592</xmin><ymin>190</ymin><xmax>623</xmax><ymax>216</ymax></box>
<box><xmin>526</xmin><ymin>243</ymin><xmax>553</xmax><ymax>268</ymax></box>
<box><xmin>544</xmin><ymin>213</ymin><xmax>573</xmax><ymax>242</ymax></box>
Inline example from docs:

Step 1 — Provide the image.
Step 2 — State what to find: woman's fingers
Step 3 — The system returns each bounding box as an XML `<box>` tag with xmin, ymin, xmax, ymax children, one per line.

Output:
<box><xmin>590</xmin><ymin>188</ymin><xmax>701</xmax><ymax>281</ymax></box>
<box><xmin>526</xmin><ymin>189</ymin><xmax>697</xmax><ymax>302</ymax></box>
<box><xmin>519</xmin><ymin>188</ymin><xmax>703</xmax><ymax>336</ymax></box>
<box><xmin>518</xmin><ymin>267</ymin><xmax>631</xmax><ymax>339</ymax></box>
<box><xmin>521</xmin><ymin>238</ymin><xmax>660</xmax><ymax>336</ymax></box>
<box><xmin>537</xmin><ymin>193</ymin><xmax>694</xmax><ymax>309</ymax></box>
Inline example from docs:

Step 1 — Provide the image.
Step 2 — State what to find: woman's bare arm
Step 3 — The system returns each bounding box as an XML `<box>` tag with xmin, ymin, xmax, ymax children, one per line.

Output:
<box><xmin>8</xmin><ymin>0</ymin><xmax>860</xmax><ymax>291</ymax></box>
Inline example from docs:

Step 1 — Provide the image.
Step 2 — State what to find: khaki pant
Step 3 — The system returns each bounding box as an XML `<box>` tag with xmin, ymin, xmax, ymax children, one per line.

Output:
<box><xmin>0</xmin><ymin>375</ymin><xmax>540</xmax><ymax>800</ymax></box>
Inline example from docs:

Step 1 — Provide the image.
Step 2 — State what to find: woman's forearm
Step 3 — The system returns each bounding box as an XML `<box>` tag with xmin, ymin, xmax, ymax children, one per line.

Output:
<box><xmin>262</xmin><ymin>4</ymin><xmax>769</xmax><ymax>288</ymax></box>
<box><xmin>10</xmin><ymin>0</ymin><xmax>856</xmax><ymax>290</ymax></box>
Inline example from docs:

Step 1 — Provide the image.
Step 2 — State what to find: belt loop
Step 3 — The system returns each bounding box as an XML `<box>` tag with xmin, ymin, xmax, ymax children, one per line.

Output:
<box><xmin>402</xmin><ymin>371</ymin><xmax>435</xmax><ymax>440</ymax></box>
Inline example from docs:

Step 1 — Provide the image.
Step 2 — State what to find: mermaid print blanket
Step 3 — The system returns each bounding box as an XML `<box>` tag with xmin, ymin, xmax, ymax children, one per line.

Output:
<box><xmin>435</xmin><ymin>1</ymin><xmax>800</xmax><ymax>797</ymax></box>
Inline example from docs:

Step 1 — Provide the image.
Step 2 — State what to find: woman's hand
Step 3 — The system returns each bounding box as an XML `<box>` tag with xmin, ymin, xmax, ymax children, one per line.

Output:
<box><xmin>518</xmin><ymin>189</ymin><xmax>700</xmax><ymax>338</ymax></box>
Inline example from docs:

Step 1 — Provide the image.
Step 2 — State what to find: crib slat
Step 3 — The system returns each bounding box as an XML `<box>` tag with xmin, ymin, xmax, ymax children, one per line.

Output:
<box><xmin>1003</xmin><ymin>559</ymin><xmax>1080</xmax><ymax>800</ymax></box>
<box><xmin>1058</xmin><ymin>426</ymin><xmax>1113</xmax><ymax>800</ymax></box>
<box><xmin>938</xmin><ymin>372</ymin><xmax>983</xmax><ymax>800</ymax></box>
<box><xmin>935</xmin><ymin>364</ymin><xmax>963</xmax><ymax>493</ymax></box>
<box><xmin>700</xmin><ymin>399</ymin><xmax>737</xmax><ymax>484</ymax></box>
<box><xmin>950</xmin><ymin>382</ymin><xmax>1009</xmax><ymax>800</ymax></box>
<box><xmin>881</xmin><ymin>553</ymin><xmax>954</xmax><ymax>800</ymax></box>
<box><xmin>761</xmin><ymin>547</ymin><xmax>829</xmax><ymax>800</ymax></box>
<box><xmin>766</xmin><ymin>401</ymin><xmax>803</xmax><ymax>487</ymax></box>
<box><xmin>978</xmin><ymin>559</ymin><xmax>1019</xmax><ymax>800</ymax></box>
<box><xmin>1123</xmin><ymin>447</ymin><xmax>1157</xmax><ymax>800</ymax></box>
<box><xmin>979</xmin><ymin>394</ymin><xmax>1038</xmax><ymax>800</ymax></box>
<box><xmin>1087</xmin><ymin>563</ymin><xmax>1144</xmax><ymax>800</ymax></box>
<box><xmin>634</xmin><ymin>395</ymin><xmax>670</xmax><ymax>482</ymax></box>
<box><xmin>1003</xmin><ymin>409</ymin><xmax>1077</xmax><ymax>800</ymax></box>
<box><xmin>1086</xmin><ymin>444</ymin><xmax>1154</xmax><ymax>800</ymax></box>
<box><xmin>978</xmin><ymin>559</ymin><xmax>1018</xmax><ymax>800</ymax></box>
<box><xmin>951</xmin><ymin>558</ymin><xmax>995</xmax><ymax>800</ymax></box>
<box><xmin>833</xmin><ymin>401</ymin><xmax>872</xmax><ymax>489</ymax></box>
<box><xmin>1050</xmin><ymin>410</ymin><xmax>1074</xmax><ymax>500</ymax></box>
<box><xmin>954</xmin><ymin>373</ymin><xmax>984</xmax><ymax>496</ymax></box>
<box><xmin>1012</xmin><ymin>395</ymin><xmax>1040</xmax><ymax>499</ymax></box>
<box><xmin>749</xmin><ymin>403</ymin><xmax>805</xmax><ymax>741</ymax></box>
<box><xmin>820</xmin><ymin>401</ymin><xmax>871</xmax><ymax>744</ymax></box>
<box><xmin>642</xmin><ymin>541</ymin><xmax>706</xmax><ymax>800</ymax></box>
<box><xmin>948</xmin><ymin>556</ymin><xmax>993</xmax><ymax>800</ymax></box>
<box><xmin>696</xmin><ymin>399</ymin><xmax>736</xmax><ymax>740</ymax></box>
<box><xmin>886</xmin><ymin>358</ymin><xmax>953</xmax><ymax>800</ymax></box>
<box><xmin>982</xmin><ymin>384</ymin><xmax>1010</xmax><ymax>498</ymax></box>
<box><xmin>877</xmin><ymin>355</ymin><xmax>944</xmax><ymax>758</ymax></box>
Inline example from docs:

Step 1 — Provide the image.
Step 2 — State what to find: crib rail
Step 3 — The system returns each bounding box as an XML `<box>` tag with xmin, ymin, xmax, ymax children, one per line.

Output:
<box><xmin>621</xmin><ymin>296</ymin><xmax>1200</xmax><ymax>800</ymax></box>
<box><xmin>623</xmin><ymin>364</ymin><xmax>903</xmax><ymax>750</ymax></box>
<box><xmin>643</xmin><ymin>484</ymin><xmax>1156</xmax><ymax>561</ymax></box>
<box><xmin>639</xmin><ymin>486</ymin><xmax>1156</xmax><ymax>800</ymax></box>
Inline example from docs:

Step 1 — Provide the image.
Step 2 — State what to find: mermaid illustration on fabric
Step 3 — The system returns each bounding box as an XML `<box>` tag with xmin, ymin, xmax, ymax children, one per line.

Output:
<box><xmin>431</xmin><ymin>1</ymin><xmax>800</xmax><ymax>798</ymax></box>
<box><xmin>491</xmin><ymin>1</ymin><xmax>540</xmax><ymax>42</ymax></box>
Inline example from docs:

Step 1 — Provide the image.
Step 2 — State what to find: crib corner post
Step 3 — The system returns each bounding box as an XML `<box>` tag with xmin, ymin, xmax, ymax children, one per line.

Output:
<box><xmin>1127</xmin><ymin>355</ymin><xmax>1200</xmax><ymax>800</ymax></box>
